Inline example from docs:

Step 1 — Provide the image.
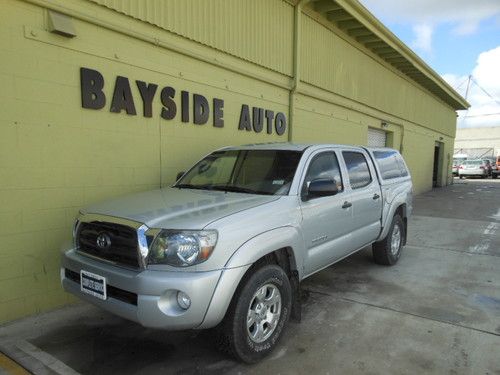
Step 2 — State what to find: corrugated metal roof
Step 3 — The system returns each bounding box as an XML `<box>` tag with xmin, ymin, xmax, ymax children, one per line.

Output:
<box><xmin>308</xmin><ymin>0</ymin><xmax>469</xmax><ymax>110</ymax></box>
<box><xmin>86</xmin><ymin>0</ymin><xmax>468</xmax><ymax>111</ymax></box>
<box><xmin>88</xmin><ymin>0</ymin><xmax>294</xmax><ymax>76</ymax></box>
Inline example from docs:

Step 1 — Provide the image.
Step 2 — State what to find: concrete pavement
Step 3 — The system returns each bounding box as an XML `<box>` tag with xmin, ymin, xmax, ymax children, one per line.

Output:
<box><xmin>1</xmin><ymin>178</ymin><xmax>499</xmax><ymax>374</ymax></box>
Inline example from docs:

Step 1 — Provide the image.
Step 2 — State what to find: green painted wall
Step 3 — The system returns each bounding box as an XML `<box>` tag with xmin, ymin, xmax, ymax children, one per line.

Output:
<box><xmin>300</xmin><ymin>13</ymin><xmax>457</xmax><ymax>138</ymax></box>
<box><xmin>89</xmin><ymin>0</ymin><xmax>295</xmax><ymax>76</ymax></box>
<box><xmin>0</xmin><ymin>0</ymin><xmax>458</xmax><ymax>322</ymax></box>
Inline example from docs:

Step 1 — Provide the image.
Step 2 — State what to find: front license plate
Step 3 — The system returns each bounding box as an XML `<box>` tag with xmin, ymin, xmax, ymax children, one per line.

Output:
<box><xmin>80</xmin><ymin>270</ymin><xmax>107</xmax><ymax>300</ymax></box>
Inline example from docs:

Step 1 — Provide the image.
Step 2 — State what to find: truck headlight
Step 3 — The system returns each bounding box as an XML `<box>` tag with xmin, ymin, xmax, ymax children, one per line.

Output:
<box><xmin>148</xmin><ymin>230</ymin><xmax>218</xmax><ymax>267</ymax></box>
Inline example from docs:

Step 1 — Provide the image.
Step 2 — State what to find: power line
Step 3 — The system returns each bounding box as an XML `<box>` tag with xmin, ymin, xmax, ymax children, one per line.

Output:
<box><xmin>470</xmin><ymin>76</ymin><xmax>500</xmax><ymax>106</ymax></box>
<box><xmin>458</xmin><ymin>74</ymin><xmax>472</xmax><ymax>127</ymax></box>
<box><xmin>452</xmin><ymin>76</ymin><xmax>469</xmax><ymax>93</ymax></box>
<box><xmin>461</xmin><ymin>112</ymin><xmax>500</xmax><ymax>118</ymax></box>
<box><xmin>456</xmin><ymin>75</ymin><xmax>500</xmax><ymax>125</ymax></box>
<box><xmin>464</xmin><ymin>75</ymin><xmax>473</xmax><ymax>100</ymax></box>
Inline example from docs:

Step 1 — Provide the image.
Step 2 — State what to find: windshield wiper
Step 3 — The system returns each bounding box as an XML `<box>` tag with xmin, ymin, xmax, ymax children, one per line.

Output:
<box><xmin>211</xmin><ymin>186</ymin><xmax>273</xmax><ymax>195</ymax></box>
<box><xmin>175</xmin><ymin>184</ymin><xmax>273</xmax><ymax>195</ymax></box>
<box><xmin>174</xmin><ymin>183</ymin><xmax>214</xmax><ymax>190</ymax></box>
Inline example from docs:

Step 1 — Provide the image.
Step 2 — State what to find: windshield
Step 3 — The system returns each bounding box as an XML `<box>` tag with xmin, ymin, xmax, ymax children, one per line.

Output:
<box><xmin>465</xmin><ymin>160</ymin><xmax>482</xmax><ymax>166</ymax></box>
<box><xmin>453</xmin><ymin>157</ymin><xmax>467</xmax><ymax>166</ymax></box>
<box><xmin>175</xmin><ymin>149</ymin><xmax>303</xmax><ymax>195</ymax></box>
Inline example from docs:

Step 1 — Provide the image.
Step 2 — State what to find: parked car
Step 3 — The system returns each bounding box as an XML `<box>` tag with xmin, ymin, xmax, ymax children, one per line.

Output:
<box><xmin>452</xmin><ymin>154</ymin><xmax>467</xmax><ymax>176</ymax></box>
<box><xmin>492</xmin><ymin>164</ymin><xmax>498</xmax><ymax>179</ymax></box>
<box><xmin>458</xmin><ymin>159</ymin><xmax>488</xmax><ymax>179</ymax></box>
<box><xmin>492</xmin><ymin>156</ymin><xmax>500</xmax><ymax>179</ymax></box>
<box><xmin>482</xmin><ymin>159</ymin><xmax>493</xmax><ymax>176</ymax></box>
<box><xmin>61</xmin><ymin>143</ymin><xmax>413</xmax><ymax>363</ymax></box>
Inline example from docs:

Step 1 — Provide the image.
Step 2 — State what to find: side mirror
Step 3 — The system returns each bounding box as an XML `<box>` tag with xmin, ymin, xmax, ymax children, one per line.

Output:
<box><xmin>176</xmin><ymin>171</ymin><xmax>185</xmax><ymax>181</ymax></box>
<box><xmin>305</xmin><ymin>179</ymin><xmax>339</xmax><ymax>200</ymax></box>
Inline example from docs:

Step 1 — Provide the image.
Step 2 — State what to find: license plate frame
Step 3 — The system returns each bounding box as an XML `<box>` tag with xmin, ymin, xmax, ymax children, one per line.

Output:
<box><xmin>80</xmin><ymin>270</ymin><xmax>107</xmax><ymax>300</ymax></box>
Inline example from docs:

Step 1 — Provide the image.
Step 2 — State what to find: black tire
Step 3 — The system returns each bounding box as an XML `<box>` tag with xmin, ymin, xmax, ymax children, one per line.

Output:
<box><xmin>493</xmin><ymin>174</ymin><xmax>498</xmax><ymax>179</ymax></box>
<box><xmin>216</xmin><ymin>264</ymin><xmax>292</xmax><ymax>363</ymax></box>
<box><xmin>459</xmin><ymin>175</ymin><xmax>464</xmax><ymax>179</ymax></box>
<box><xmin>372</xmin><ymin>215</ymin><xmax>405</xmax><ymax>266</ymax></box>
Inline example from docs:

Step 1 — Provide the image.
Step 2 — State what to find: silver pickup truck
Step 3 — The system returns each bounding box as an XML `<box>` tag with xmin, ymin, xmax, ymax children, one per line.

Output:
<box><xmin>61</xmin><ymin>143</ymin><xmax>412</xmax><ymax>363</ymax></box>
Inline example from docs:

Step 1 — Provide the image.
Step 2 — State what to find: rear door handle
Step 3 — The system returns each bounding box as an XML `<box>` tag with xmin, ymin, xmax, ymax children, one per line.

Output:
<box><xmin>373</xmin><ymin>194</ymin><xmax>380</xmax><ymax>200</ymax></box>
<box><xmin>342</xmin><ymin>201</ymin><xmax>352</xmax><ymax>209</ymax></box>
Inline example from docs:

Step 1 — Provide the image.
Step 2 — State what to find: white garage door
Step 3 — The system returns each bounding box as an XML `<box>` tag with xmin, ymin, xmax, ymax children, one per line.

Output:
<box><xmin>367</xmin><ymin>128</ymin><xmax>387</xmax><ymax>147</ymax></box>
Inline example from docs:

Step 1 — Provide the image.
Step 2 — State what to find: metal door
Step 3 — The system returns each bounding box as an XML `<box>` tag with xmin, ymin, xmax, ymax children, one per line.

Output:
<box><xmin>368</xmin><ymin>128</ymin><xmax>387</xmax><ymax>147</ymax></box>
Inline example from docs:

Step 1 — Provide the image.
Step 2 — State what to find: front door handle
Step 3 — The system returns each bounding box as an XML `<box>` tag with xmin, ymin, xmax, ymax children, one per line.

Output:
<box><xmin>373</xmin><ymin>193</ymin><xmax>380</xmax><ymax>200</ymax></box>
<box><xmin>342</xmin><ymin>201</ymin><xmax>352</xmax><ymax>209</ymax></box>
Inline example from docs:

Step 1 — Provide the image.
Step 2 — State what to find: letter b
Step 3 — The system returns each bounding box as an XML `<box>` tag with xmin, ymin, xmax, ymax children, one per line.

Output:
<box><xmin>80</xmin><ymin>67</ymin><xmax>106</xmax><ymax>109</ymax></box>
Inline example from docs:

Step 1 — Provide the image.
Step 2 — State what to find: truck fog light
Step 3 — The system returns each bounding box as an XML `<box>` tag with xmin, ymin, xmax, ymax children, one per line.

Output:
<box><xmin>177</xmin><ymin>291</ymin><xmax>191</xmax><ymax>310</ymax></box>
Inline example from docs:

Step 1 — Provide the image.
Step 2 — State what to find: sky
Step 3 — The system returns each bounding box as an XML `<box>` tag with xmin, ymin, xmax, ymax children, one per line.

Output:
<box><xmin>359</xmin><ymin>0</ymin><xmax>500</xmax><ymax>128</ymax></box>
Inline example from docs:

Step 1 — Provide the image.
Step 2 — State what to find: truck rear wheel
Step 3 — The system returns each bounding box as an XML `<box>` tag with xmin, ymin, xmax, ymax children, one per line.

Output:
<box><xmin>373</xmin><ymin>215</ymin><xmax>405</xmax><ymax>265</ymax></box>
<box><xmin>216</xmin><ymin>264</ymin><xmax>292</xmax><ymax>363</ymax></box>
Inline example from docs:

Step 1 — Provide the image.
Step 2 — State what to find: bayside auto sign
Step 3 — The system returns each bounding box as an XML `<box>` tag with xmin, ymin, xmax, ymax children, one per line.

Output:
<box><xmin>80</xmin><ymin>67</ymin><xmax>287</xmax><ymax>136</ymax></box>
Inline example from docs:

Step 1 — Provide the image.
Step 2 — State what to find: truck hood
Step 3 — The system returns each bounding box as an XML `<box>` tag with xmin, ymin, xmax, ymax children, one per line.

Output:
<box><xmin>82</xmin><ymin>187</ymin><xmax>280</xmax><ymax>229</ymax></box>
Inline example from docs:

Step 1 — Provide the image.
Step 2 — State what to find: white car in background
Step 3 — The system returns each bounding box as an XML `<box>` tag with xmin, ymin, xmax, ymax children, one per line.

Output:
<box><xmin>452</xmin><ymin>154</ymin><xmax>467</xmax><ymax>176</ymax></box>
<box><xmin>458</xmin><ymin>159</ymin><xmax>488</xmax><ymax>179</ymax></box>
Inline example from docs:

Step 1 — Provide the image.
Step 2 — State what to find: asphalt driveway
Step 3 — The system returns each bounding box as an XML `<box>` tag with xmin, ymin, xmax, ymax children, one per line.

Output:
<box><xmin>1</xmin><ymin>179</ymin><xmax>499</xmax><ymax>374</ymax></box>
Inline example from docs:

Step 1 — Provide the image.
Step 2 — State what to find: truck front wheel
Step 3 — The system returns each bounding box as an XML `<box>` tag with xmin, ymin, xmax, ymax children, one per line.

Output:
<box><xmin>373</xmin><ymin>214</ymin><xmax>405</xmax><ymax>265</ymax></box>
<box><xmin>216</xmin><ymin>264</ymin><xmax>292</xmax><ymax>363</ymax></box>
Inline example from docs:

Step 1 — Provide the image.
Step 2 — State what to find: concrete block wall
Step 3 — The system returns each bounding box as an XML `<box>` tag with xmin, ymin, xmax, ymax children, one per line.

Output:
<box><xmin>0</xmin><ymin>0</ymin><xmax>288</xmax><ymax>322</ymax></box>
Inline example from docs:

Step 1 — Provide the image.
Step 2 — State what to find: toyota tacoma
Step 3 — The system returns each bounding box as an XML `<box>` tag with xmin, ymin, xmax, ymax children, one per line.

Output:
<box><xmin>61</xmin><ymin>143</ymin><xmax>412</xmax><ymax>363</ymax></box>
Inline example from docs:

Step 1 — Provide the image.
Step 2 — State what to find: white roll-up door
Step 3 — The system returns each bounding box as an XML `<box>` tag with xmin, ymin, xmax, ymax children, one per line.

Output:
<box><xmin>367</xmin><ymin>128</ymin><xmax>387</xmax><ymax>147</ymax></box>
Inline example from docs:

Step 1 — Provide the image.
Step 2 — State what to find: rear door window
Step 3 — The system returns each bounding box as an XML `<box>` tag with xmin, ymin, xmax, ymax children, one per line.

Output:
<box><xmin>396</xmin><ymin>154</ymin><xmax>409</xmax><ymax>177</ymax></box>
<box><xmin>373</xmin><ymin>150</ymin><xmax>408</xmax><ymax>179</ymax></box>
<box><xmin>342</xmin><ymin>151</ymin><xmax>372</xmax><ymax>189</ymax></box>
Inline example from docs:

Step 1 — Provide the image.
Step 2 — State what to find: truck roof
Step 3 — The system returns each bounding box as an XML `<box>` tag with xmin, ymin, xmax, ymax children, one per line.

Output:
<box><xmin>219</xmin><ymin>142</ymin><xmax>399</xmax><ymax>153</ymax></box>
<box><xmin>220</xmin><ymin>143</ymin><xmax>311</xmax><ymax>151</ymax></box>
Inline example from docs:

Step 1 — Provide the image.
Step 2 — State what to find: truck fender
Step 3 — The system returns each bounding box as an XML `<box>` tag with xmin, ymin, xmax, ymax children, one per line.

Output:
<box><xmin>224</xmin><ymin>226</ymin><xmax>304</xmax><ymax>275</ymax></box>
<box><xmin>378</xmin><ymin>193</ymin><xmax>409</xmax><ymax>241</ymax></box>
<box><xmin>198</xmin><ymin>226</ymin><xmax>304</xmax><ymax>329</ymax></box>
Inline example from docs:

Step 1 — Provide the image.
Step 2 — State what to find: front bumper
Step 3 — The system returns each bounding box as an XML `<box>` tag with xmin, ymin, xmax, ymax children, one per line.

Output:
<box><xmin>459</xmin><ymin>169</ymin><xmax>487</xmax><ymax>176</ymax></box>
<box><xmin>61</xmin><ymin>249</ymin><xmax>247</xmax><ymax>330</ymax></box>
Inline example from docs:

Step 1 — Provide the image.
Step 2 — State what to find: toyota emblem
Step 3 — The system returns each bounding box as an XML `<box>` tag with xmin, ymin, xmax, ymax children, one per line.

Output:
<box><xmin>96</xmin><ymin>232</ymin><xmax>112</xmax><ymax>249</ymax></box>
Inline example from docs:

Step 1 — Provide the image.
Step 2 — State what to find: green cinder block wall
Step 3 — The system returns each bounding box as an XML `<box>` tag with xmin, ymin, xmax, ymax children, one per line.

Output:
<box><xmin>0</xmin><ymin>0</ymin><xmax>460</xmax><ymax>322</ymax></box>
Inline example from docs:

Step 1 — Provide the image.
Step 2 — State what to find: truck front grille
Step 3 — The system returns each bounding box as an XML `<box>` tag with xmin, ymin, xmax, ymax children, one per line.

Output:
<box><xmin>77</xmin><ymin>221</ymin><xmax>140</xmax><ymax>268</ymax></box>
